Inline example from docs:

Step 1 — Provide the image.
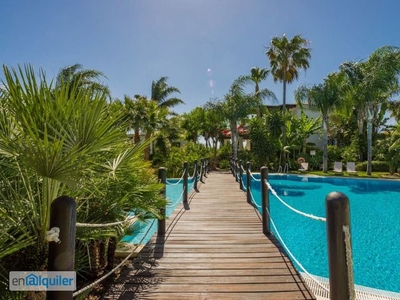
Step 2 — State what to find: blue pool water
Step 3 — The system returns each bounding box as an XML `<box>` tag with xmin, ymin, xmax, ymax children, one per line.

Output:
<box><xmin>122</xmin><ymin>178</ymin><xmax>195</xmax><ymax>245</ymax></box>
<box><xmin>247</xmin><ymin>174</ymin><xmax>400</xmax><ymax>293</ymax></box>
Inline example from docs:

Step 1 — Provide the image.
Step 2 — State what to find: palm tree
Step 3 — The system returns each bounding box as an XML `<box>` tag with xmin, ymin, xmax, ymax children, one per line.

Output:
<box><xmin>0</xmin><ymin>64</ymin><xmax>119</xmax><ymax>290</ymax></box>
<box><xmin>248</xmin><ymin>67</ymin><xmax>277</xmax><ymax>117</ymax></box>
<box><xmin>56</xmin><ymin>63</ymin><xmax>110</xmax><ymax>98</ymax></box>
<box><xmin>266</xmin><ymin>34</ymin><xmax>311</xmax><ymax>150</ymax></box>
<box><xmin>151</xmin><ymin>76</ymin><xmax>184</xmax><ymax>109</ymax></box>
<box><xmin>222</xmin><ymin>76</ymin><xmax>260</xmax><ymax>159</ymax></box>
<box><xmin>295</xmin><ymin>73</ymin><xmax>343</xmax><ymax>173</ymax></box>
<box><xmin>340</xmin><ymin>46</ymin><xmax>400</xmax><ymax>175</ymax></box>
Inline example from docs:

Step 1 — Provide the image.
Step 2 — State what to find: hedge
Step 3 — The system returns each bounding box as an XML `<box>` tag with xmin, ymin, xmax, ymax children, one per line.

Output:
<box><xmin>355</xmin><ymin>161</ymin><xmax>389</xmax><ymax>172</ymax></box>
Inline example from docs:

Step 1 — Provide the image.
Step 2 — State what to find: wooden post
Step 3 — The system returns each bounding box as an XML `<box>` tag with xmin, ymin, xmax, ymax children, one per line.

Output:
<box><xmin>261</xmin><ymin>167</ymin><xmax>270</xmax><ymax>235</ymax></box>
<box><xmin>239</xmin><ymin>159</ymin><xmax>244</xmax><ymax>190</ymax></box>
<box><xmin>158</xmin><ymin>168</ymin><xmax>166</xmax><ymax>235</ymax></box>
<box><xmin>200</xmin><ymin>158</ymin><xmax>204</xmax><ymax>183</ymax></box>
<box><xmin>246</xmin><ymin>162</ymin><xmax>251</xmax><ymax>204</ymax></box>
<box><xmin>193</xmin><ymin>160</ymin><xmax>199</xmax><ymax>192</ymax></box>
<box><xmin>183</xmin><ymin>161</ymin><xmax>188</xmax><ymax>203</ymax></box>
<box><xmin>47</xmin><ymin>196</ymin><xmax>76</xmax><ymax>300</ymax></box>
<box><xmin>235</xmin><ymin>159</ymin><xmax>239</xmax><ymax>182</ymax></box>
<box><xmin>230</xmin><ymin>158</ymin><xmax>234</xmax><ymax>177</ymax></box>
<box><xmin>326</xmin><ymin>191</ymin><xmax>354</xmax><ymax>300</ymax></box>
<box><xmin>203</xmin><ymin>159</ymin><xmax>208</xmax><ymax>178</ymax></box>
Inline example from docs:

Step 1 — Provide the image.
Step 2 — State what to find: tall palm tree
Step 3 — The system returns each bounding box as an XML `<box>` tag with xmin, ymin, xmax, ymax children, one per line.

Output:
<box><xmin>151</xmin><ymin>76</ymin><xmax>184</xmax><ymax>109</ymax></box>
<box><xmin>250</xmin><ymin>67</ymin><xmax>269</xmax><ymax>94</ymax></box>
<box><xmin>223</xmin><ymin>76</ymin><xmax>260</xmax><ymax>159</ymax></box>
<box><xmin>340</xmin><ymin>46</ymin><xmax>400</xmax><ymax>175</ymax></box>
<box><xmin>295</xmin><ymin>73</ymin><xmax>343</xmax><ymax>173</ymax></box>
<box><xmin>248</xmin><ymin>67</ymin><xmax>277</xmax><ymax>117</ymax></box>
<box><xmin>56</xmin><ymin>63</ymin><xmax>110</xmax><ymax>98</ymax></box>
<box><xmin>266</xmin><ymin>34</ymin><xmax>311</xmax><ymax>150</ymax></box>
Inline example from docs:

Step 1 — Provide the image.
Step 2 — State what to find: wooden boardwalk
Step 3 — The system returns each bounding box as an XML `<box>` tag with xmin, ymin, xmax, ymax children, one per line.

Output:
<box><xmin>104</xmin><ymin>171</ymin><xmax>316</xmax><ymax>300</ymax></box>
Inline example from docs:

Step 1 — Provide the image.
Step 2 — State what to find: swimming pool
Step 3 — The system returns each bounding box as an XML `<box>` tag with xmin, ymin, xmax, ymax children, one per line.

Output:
<box><xmin>122</xmin><ymin>178</ymin><xmax>195</xmax><ymax>245</ymax></box>
<box><xmin>248</xmin><ymin>174</ymin><xmax>400</xmax><ymax>293</ymax></box>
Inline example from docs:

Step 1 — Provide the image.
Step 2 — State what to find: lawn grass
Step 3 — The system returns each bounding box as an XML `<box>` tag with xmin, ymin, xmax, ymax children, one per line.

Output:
<box><xmin>291</xmin><ymin>170</ymin><xmax>400</xmax><ymax>180</ymax></box>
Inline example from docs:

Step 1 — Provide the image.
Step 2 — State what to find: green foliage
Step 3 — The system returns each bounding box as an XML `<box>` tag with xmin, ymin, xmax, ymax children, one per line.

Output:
<box><xmin>238</xmin><ymin>149</ymin><xmax>253</xmax><ymax>166</ymax></box>
<box><xmin>181</xmin><ymin>107</ymin><xmax>205</xmax><ymax>142</ymax></box>
<box><xmin>266</xmin><ymin>111</ymin><xmax>284</xmax><ymax>138</ymax></box>
<box><xmin>341</xmin><ymin>145</ymin><xmax>359</xmax><ymax>163</ymax></box>
<box><xmin>164</xmin><ymin>142</ymin><xmax>211</xmax><ymax>177</ymax></box>
<box><xmin>327</xmin><ymin>145</ymin><xmax>342</xmax><ymax>164</ymax></box>
<box><xmin>375</xmin><ymin>128</ymin><xmax>400</xmax><ymax>174</ymax></box>
<box><xmin>355</xmin><ymin>161</ymin><xmax>389</xmax><ymax>172</ymax></box>
<box><xmin>218</xmin><ymin>159</ymin><xmax>230</xmax><ymax>169</ymax></box>
<box><xmin>217</xmin><ymin>143</ymin><xmax>233</xmax><ymax>161</ymax></box>
<box><xmin>249</xmin><ymin>118</ymin><xmax>278</xmax><ymax>169</ymax></box>
<box><xmin>0</xmin><ymin>65</ymin><xmax>165</xmax><ymax>295</ymax></box>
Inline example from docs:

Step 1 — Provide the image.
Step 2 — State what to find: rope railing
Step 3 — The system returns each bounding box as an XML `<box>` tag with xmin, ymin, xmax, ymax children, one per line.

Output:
<box><xmin>249</xmin><ymin>171</ymin><xmax>261</xmax><ymax>182</ymax></box>
<box><xmin>76</xmin><ymin>214</ymin><xmax>140</xmax><ymax>228</ymax></box>
<box><xmin>343</xmin><ymin>225</ymin><xmax>356</xmax><ymax>300</ymax></box>
<box><xmin>265</xmin><ymin>180</ymin><xmax>326</xmax><ymax>222</ymax></box>
<box><xmin>73</xmin><ymin>219</ymin><xmax>156</xmax><ymax>298</ymax></box>
<box><xmin>165</xmin><ymin>170</ymin><xmax>185</xmax><ymax>185</ymax></box>
<box><xmin>238</xmin><ymin>164</ymin><xmax>355</xmax><ymax>300</ymax></box>
<box><xmin>167</xmin><ymin>188</ymin><xmax>185</xmax><ymax>208</ymax></box>
<box><xmin>267</xmin><ymin>207</ymin><xmax>330</xmax><ymax>294</ymax></box>
<box><xmin>249</xmin><ymin>190</ymin><xmax>262</xmax><ymax>208</ymax></box>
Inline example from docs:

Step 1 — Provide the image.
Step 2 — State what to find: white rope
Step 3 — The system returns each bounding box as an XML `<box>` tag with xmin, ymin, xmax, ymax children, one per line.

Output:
<box><xmin>73</xmin><ymin>219</ymin><xmax>156</xmax><ymax>297</ymax></box>
<box><xmin>76</xmin><ymin>215</ymin><xmax>138</xmax><ymax>228</ymax></box>
<box><xmin>46</xmin><ymin>227</ymin><xmax>61</xmax><ymax>244</ymax></box>
<box><xmin>165</xmin><ymin>169</ymin><xmax>186</xmax><ymax>185</ymax></box>
<box><xmin>249</xmin><ymin>190</ymin><xmax>262</xmax><ymax>208</ymax></box>
<box><xmin>267</xmin><ymin>208</ymin><xmax>330</xmax><ymax>293</ymax></box>
<box><xmin>167</xmin><ymin>188</ymin><xmax>184</xmax><ymax>208</ymax></box>
<box><xmin>343</xmin><ymin>225</ymin><xmax>356</xmax><ymax>300</ymax></box>
<box><xmin>249</xmin><ymin>172</ymin><xmax>261</xmax><ymax>182</ymax></box>
<box><xmin>265</xmin><ymin>180</ymin><xmax>326</xmax><ymax>222</ymax></box>
<box><xmin>188</xmin><ymin>167</ymin><xmax>196</xmax><ymax>180</ymax></box>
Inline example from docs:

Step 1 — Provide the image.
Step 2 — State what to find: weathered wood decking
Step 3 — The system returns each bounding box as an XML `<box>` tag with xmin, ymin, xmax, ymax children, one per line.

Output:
<box><xmin>104</xmin><ymin>171</ymin><xmax>316</xmax><ymax>300</ymax></box>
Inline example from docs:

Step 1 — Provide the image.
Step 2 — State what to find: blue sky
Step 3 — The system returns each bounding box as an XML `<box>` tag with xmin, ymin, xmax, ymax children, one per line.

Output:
<box><xmin>1</xmin><ymin>0</ymin><xmax>400</xmax><ymax>114</ymax></box>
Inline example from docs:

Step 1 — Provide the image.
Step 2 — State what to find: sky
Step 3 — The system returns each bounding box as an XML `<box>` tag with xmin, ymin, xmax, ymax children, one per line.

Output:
<box><xmin>1</xmin><ymin>0</ymin><xmax>400</xmax><ymax>115</ymax></box>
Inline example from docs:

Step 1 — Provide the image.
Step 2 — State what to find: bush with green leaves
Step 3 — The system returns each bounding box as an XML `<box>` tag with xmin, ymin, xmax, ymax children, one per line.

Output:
<box><xmin>164</xmin><ymin>142</ymin><xmax>211</xmax><ymax>178</ymax></box>
<box><xmin>355</xmin><ymin>161</ymin><xmax>389</xmax><ymax>172</ymax></box>
<box><xmin>217</xmin><ymin>142</ymin><xmax>232</xmax><ymax>161</ymax></box>
<box><xmin>0</xmin><ymin>65</ymin><xmax>165</xmax><ymax>298</ymax></box>
<box><xmin>327</xmin><ymin>145</ymin><xmax>343</xmax><ymax>164</ymax></box>
<box><xmin>218</xmin><ymin>159</ymin><xmax>230</xmax><ymax>169</ymax></box>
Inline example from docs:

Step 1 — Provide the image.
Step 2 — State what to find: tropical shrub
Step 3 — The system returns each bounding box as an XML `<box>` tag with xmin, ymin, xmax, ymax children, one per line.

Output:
<box><xmin>327</xmin><ymin>145</ymin><xmax>342</xmax><ymax>164</ymax></box>
<box><xmin>164</xmin><ymin>142</ymin><xmax>211</xmax><ymax>178</ymax></box>
<box><xmin>355</xmin><ymin>161</ymin><xmax>389</xmax><ymax>172</ymax></box>
<box><xmin>217</xmin><ymin>143</ymin><xmax>233</xmax><ymax>161</ymax></box>
<box><xmin>249</xmin><ymin>117</ymin><xmax>279</xmax><ymax>170</ymax></box>
<box><xmin>218</xmin><ymin>159</ymin><xmax>230</xmax><ymax>169</ymax></box>
<box><xmin>341</xmin><ymin>145</ymin><xmax>359</xmax><ymax>163</ymax></box>
<box><xmin>0</xmin><ymin>65</ymin><xmax>165</xmax><ymax>298</ymax></box>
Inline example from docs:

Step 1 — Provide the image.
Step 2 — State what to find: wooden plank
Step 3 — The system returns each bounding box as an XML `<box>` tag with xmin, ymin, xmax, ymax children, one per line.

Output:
<box><xmin>104</xmin><ymin>172</ymin><xmax>316</xmax><ymax>300</ymax></box>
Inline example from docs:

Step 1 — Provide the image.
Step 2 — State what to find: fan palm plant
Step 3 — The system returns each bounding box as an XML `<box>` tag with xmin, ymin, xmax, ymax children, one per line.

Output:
<box><xmin>0</xmin><ymin>65</ymin><xmax>165</xmax><ymax>297</ymax></box>
<box><xmin>266</xmin><ymin>34</ymin><xmax>311</xmax><ymax>153</ymax></box>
